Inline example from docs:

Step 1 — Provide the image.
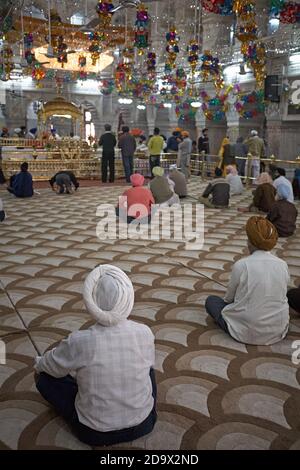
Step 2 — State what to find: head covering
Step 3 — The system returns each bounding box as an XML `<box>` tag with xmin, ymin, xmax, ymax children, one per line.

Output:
<box><xmin>251</xmin><ymin>130</ymin><xmax>258</xmax><ymax>136</ymax></box>
<box><xmin>182</xmin><ymin>131</ymin><xmax>189</xmax><ymax>138</ymax></box>
<box><xmin>258</xmin><ymin>172</ymin><xmax>272</xmax><ymax>185</ymax></box>
<box><xmin>246</xmin><ymin>216</ymin><xmax>278</xmax><ymax>251</ymax></box>
<box><xmin>277</xmin><ymin>184</ymin><xmax>290</xmax><ymax>200</ymax></box>
<box><xmin>169</xmin><ymin>164</ymin><xmax>177</xmax><ymax>171</ymax></box>
<box><xmin>152</xmin><ymin>166</ymin><xmax>164</xmax><ymax>177</ymax></box>
<box><xmin>130</xmin><ymin>173</ymin><xmax>144</xmax><ymax>187</ymax></box>
<box><xmin>83</xmin><ymin>264</ymin><xmax>134</xmax><ymax>326</ymax></box>
<box><xmin>226</xmin><ymin>165</ymin><xmax>238</xmax><ymax>176</ymax></box>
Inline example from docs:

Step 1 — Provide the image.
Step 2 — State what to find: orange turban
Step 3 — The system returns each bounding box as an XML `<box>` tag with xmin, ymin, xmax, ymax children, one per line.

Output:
<box><xmin>246</xmin><ymin>216</ymin><xmax>278</xmax><ymax>251</ymax></box>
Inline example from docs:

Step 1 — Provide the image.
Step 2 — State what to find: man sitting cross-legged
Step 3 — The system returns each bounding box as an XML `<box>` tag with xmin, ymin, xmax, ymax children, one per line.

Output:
<box><xmin>35</xmin><ymin>264</ymin><xmax>157</xmax><ymax>446</ymax></box>
<box><xmin>205</xmin><ymin>216</ymin><xmax>290</xmax><ymax>345</ymax></box>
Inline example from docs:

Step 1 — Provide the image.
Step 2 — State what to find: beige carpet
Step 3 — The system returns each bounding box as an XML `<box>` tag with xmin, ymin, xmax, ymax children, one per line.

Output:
<box><xmin>0</xmin><ymin>179</ymin><xmax>300</xmax><ymax>450</ymax></box>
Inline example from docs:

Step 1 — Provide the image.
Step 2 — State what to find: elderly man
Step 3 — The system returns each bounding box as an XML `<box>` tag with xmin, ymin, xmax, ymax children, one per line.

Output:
<box><xmin>168</xmin><ymin>164</ymin><xmax>187</xmax><ymax>198</ymax></box>
<box><xmin>244</xmin><ymin>130</ymin><xmax>265</xmax><ymax>180</ymax></box>
<box><xmin>267</xmin><ymin>184</ymin><xmax>298</xmax><ymax>237</ymax></box>
<box><xmin>150</xmin><ymin>166</ymin><xmax>180</xmax><ymax>207</ymax></box>
<box><xmin>205</xmin><ymin>216</ymin><xmax>290</xmax><ymax>345</ymax></box>
<box><xmin>177</xmin><ymin>131</ymin><xmax>192</xmax><ymax>181</ymax></box>
<box><xmin>199</xmin><ymin>167</ymin><xmax>230</xmax><ymax>209</ymax></box>
<box><xmin>35</xmin><ymin>264</ymin><xmax>156</xmax><ymax>446</ymax></box>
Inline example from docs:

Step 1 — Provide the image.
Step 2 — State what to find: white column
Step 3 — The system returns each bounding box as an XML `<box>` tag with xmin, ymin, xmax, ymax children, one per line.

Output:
<box><xmin>146</xmin><ymin>105</ymin><xmax>157</xmax><ymax>136</ymax></box>
<box><xmin>195</xmin><ymin>108</ymin><xmax>206</xmax><ymax>141</ymax></box>
<box><xmin>265</xmin><ymin>102</ymin><xmax>281</xmax><ymax>158</ymax></box>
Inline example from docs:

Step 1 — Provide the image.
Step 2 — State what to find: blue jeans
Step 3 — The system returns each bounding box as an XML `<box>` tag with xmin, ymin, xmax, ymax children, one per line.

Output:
<box><xmin>122</xmin><ymin>155</ymin><xmax>134</xmax><ymax>183</ymax></box>
<box><xmin>36</xmin><ymin>369</ymin><xmax>157</xmax><ymax>446</ymax></box>
<box><xmin>205</xmin><ymin>295</ymin><xmax>230</xmax><ymax>334</ymax></box>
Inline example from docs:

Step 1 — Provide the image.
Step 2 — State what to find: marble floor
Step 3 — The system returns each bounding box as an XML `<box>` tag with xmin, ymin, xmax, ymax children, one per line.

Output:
<box><xmin>0</xmin><ymin>178</ymin><xmax>300</xmax><ymax>450</ymax></box>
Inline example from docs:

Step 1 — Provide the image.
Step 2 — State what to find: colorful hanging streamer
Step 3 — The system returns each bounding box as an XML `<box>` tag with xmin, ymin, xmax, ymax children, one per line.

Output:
<box><xmin>24</xmin><ymin>33</ymin><xmax>36</xmax><ymax>65</ymax></box>
<box><xmin>203</xmin><ymin>0</ymin><xmax>234</xmax><ymax>15</ymax></box>
<box><xmin>134</xmin><ymin>3</ymin><xmax>149</xmax><ymax>54</ymax></box>
<box><xmin>233</xmin><ymin>84</ymin><xmax>265</xmax><ymax>118</ymax></box>
<box><xmin>270</xmin><ymin>0</ymin><xmax>300</xmax><ymax>23</ymax></box>
<box><xmin>96</xmin><ymin>0</ymin><xmax>115</xmax><ymax>27</ymax></box>
<box><xmin>165</xmin><ymin>27</ymin><xmax>180</xmax><ymax>72</ymax></box>
<box><xmin>187</xmin><ymin>40</ymin><xmax>199</xmax><ymax>73</ymax></box>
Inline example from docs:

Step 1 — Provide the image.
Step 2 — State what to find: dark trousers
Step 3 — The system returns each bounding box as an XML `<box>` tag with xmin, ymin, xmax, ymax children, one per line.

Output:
<box><xmin>102</xmin><ymin>152</ymin><xmax>115</xmax><ymax>183</ymax></box>
<box><xmin>122</xmin><ymin>155</ymin><xmax>134</xmax><ymax>183</ymax></box>
<box><xmin>36</xmin><ymin>369</ymin><xmax>157</xmax><ymax>446</ymax></box>
<box><xmin>287</xmin><ymin>287</ymin><xmax>300</xmax><ymax>314</ymax></box>
<box><xmin>205</xmin><ymin>295</ymin><xmax>230</xmax><ymax>334</ymax></box>
<box><xmin>149</xmin><ymin>155</ymin><xmax>160</xmax><ymax>177</ymax></box>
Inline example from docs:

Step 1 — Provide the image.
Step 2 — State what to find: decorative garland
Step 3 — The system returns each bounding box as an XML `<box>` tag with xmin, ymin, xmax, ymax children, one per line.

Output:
<box><xmin>200</xmin><ymin>85</ymin><xmax>233</xmax><ymax>121</ymax></box>
<box><xmin>147</xmin><ymin>52</ymin><xmax>156</xmax><ymax>75</ymax></box>
<box><xmin>233</xmin><ymin>85</ymin><xmax>265</xmax><ymax>118</ymax></box>
<box><xmin>243</xmin><ymin>41</ymin><xmax>266</xmax><ymax>89</ymax></box>
<box><xmin>165</xmin><ymin>27</ymin><xmax>180</xmax><ymax>72</ymax></box>
<box><xmin>96</xmin><ymin>0</ymin><xmax>115</xmax><ymax>27</ymax></box>
<box><xmin>88</xmin><ymin>31</ymin><xmax>105</xmax><ymax>65</ymax></box>
<box><xmin>203</xmin><ymin>0</ymin><xmax>234</xmax><ymax>15</ymax></box>
<box><xmin>134</xmin><ymin>3</ymin><xmax>149</xmax><ymax>54</ymax></box>
<box><xmin>0</xmin><ymin>45</ymin><xmax>13</xmax><ymax>81</ymax></box>
<box><xmin>78</xmin><ymin>54</ymin><xmax>87</xmax><ymax>68</ymax></box>
<box><xmin>187</xmin><ymin>40</ymin><xmax>199</xmax><ymax>74</ymax></box>
<box><xmin>32</xmin><ymin>63</ymin><xmax>46</xmax><ymax>88</ymax></box>
<box><xmin>99</xmin><ymin>78</ymin><xmax>115</xmax><ymax>95</ymax></box>
<box><xmin>55</xmin><ymin>35</ymin><xmax>68</xmax><ymax>68</ymax></box>
<box><xmin>200</xmin><ymin>50</ymin><xmax>225</xmax><ymax>93</ymax></box>
<box><xmin>270</xmin><ymin>0</ymin><xmax>300</xmax><ymax>23</ymax></box>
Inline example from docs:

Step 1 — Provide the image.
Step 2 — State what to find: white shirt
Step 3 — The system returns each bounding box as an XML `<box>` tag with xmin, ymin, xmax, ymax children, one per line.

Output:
<box><xmin>35</xmin><ymin>320</ymin><xmax>155</xmax><ymax>432</ymax></box>
<box><xmin>226</xmin><ymin>174</ymin><xmax>244</xmax><ymax>195</ymax></box>
<box><xmin>273</xmin><ymin>175</ymin><xmax>294</xmax><ymax>203</ymax></box>
<box><xmin>222</xmin><ymin>251</ymin><xmax>290</xmax><ymax>345</ymax></box>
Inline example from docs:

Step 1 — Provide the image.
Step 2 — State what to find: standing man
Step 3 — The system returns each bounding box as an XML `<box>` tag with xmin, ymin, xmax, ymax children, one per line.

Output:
<box><xmin>148</xmin><ymin>127</ymin><xmax>164</xmax><ymax>176</ymax></box>
<box><xmin>177</xmin><ymin>131</ymin><xmax>192</xmax><ymax>181</ymax></box>
<box><xmin>118</xmin><ymin>126</ymin><xmax>136</xmax><ymax>183</ymax></box>
<box><xmin>244</xmin><ymin>130</ymin><xmax>265</xmax><ymax>181</ymax></box>
<box><xmin>99</xmin><ymin>124</ymin><xmax>117</xmax><ymax>183</ymax></box>
<box><xmin>198</xmin><ymin>128</ymin><xmax>210</xmax><ymax>155</ymax></box>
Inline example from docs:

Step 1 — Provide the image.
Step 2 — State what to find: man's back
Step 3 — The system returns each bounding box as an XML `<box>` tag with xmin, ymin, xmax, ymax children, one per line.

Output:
<box><xmin>273</xmin><ymin>176</ymin><xmax>294</xmax><ymax>203</ymax></box>
<box><xmin>13</xmin><ymin>171</ymin><xmax>33</xmax><ymax>198</ymax></box>
<box><xmin>150</xmin><ymin>176</ymin><xmax>173</xmax><ymax>203</ymax></box>
<box><xmin>169</xmin><ymin>170</ymin><xmax>187</xmax><ymax>196</ymax></box>
<box><xmin>99</xmin><ymin>132</ymin><xmax>117</xmax><ymax>153</ymax></box>
<box><xmin>202</xmin><ymin>177</ymin><xmax>230</xmax><ymax>207</ymax></box>
<box><xmin>148</xmin><ymin>135</ymin><xmax>164</xmax><ymax>155</ymax></box>
<box><xmin>245</xmin><ymin>136</ymin><xmax>264</xmax><ymax>157</ymax></box>
<box><xmin>119</xmin><ymin>133</ymin><xmax>136</xmax><ymax>157</ymax></box>
<box><xmin>223</xmin><ymin>251</ymin><xmax>289</xmax><ymax>345</ymax></box>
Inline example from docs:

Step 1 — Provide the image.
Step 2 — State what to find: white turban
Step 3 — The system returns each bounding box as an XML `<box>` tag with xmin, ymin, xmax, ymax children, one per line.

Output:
<box><xmin>83</xmin><ymin>264</ymin><xmax>134</xmax><ymax>326</ymax></box>
<box><xmin>251</xmin><ymin>130</ymin><xmax>258</xmax><ymax>136</ymax></box>
<box><xmin>169</xmin><ymin>164</ymin><xmax>177</xmax><ymax>170</ymax></box>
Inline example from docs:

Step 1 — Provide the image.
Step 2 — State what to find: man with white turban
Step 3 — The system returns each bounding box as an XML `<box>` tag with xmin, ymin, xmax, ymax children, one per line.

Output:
<box><xmin>205</xmin><ymin>216</ymin><xmax>290</xmax><ymax>345</ymax></box>
<box><xmin>35</xmin><ymin>265</ymin><xmax>156</xmax><ymax>446</ymax></box>
<box><xmin>244</xmin><ymin>130</ymin><xmax>265</xmax><ymax>180</ymax></box>
<box><xmin>169</xmin><ymin>164</ymin><xmax>187</xmax><ymax>198</ymax></box>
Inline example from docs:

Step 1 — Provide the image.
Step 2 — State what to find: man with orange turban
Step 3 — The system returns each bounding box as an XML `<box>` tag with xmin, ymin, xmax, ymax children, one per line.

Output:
<box><xmin>205</xmin><ymin>216</ymin><xmax>290</xmax><ymax>345</ymax></box>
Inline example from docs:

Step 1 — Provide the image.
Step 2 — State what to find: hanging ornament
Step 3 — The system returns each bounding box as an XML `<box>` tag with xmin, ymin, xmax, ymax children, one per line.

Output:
<box><xmin>32</xmin><ymin>63</ymin><xmax>46</xmax><ymax>88</ymax></box>
<box><xmin>96</xmin><ymin>0</ymin><xmax>115</xmax><ymax>28</ymax></box>
<box><xmin>134</xmin><ymin>3</ymin><xmax>149</xmax><ymax>54</ymax></box>
<box><xmin>165</xmin><ymin>27</ymin><xmax>180</xmax><ymax>72</ymax></box>
<box><xmin>200</xmin><ymin>50</ymin><xmax>225</xmax><ymax>93</ymax></box>
<box><xmin>99</xmin><ymin>78</ymin><xmax>115</xmax><ymax>95</ymax></box>
<box><xmin>244</xmin><ymin>41</ymin><xmax>266</xmax><ymax>89</ymax></box>
<box><xmin>147</xmin><ymin>52</ymin><xmax>156</xmax><ymax>75</ymax></box>
<box><xmin>233</xmin><ymin>85</ymin><xmax>265</xmax><ymax>118</ymax></box>
<box><xmin>78</xmin><ymin>54</ymin><xmax>87</xmax><ymax>68</ymax></box>
<box><xmin>203</xmin><ymin>0</ymin><xmax>234</xmax><ymax>15</ymax></box>
<box><xmin>187</xmin><ymin>40</ymin><xmax>199</xmax><ymax>74</ymax></box>
<box><xmin>24</xmin><ymin>33</ymin><xmax>36</xmax><ymax>65</ymax></box>
<box><xmin>54</xmin><ymin>35</ymin><xmax>68</xmax><ymax>68</ymax></box>
<box><xmin>88</xmin><ymin>32</ymin><xmax>104</xmax><ymax>65</ymax></box>
<box><xmin>0</xmin><ymin>45</ymin><xmax>13</xmax><ymax>80</ymax></box>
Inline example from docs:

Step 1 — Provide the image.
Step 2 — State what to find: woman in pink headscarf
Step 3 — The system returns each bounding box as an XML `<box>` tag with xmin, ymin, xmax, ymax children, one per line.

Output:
<box><xmin>238</xmin><ymin>172</ymin><xmax>276</xmax><ymax>213</ymax></box>
<box><xmin>116</xmin><ymin>173</ymin><xmax>154</xmax><ymax>223</ymax></box>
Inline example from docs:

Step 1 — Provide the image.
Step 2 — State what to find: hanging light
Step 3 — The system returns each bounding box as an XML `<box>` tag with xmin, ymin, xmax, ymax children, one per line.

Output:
<box><xmin>191</xmin><ymin>101</ymin><xmax>201</xmax><ymax>108</ymax></box>
<box><xmin>118</xmin><ymin>97</ymin><xmax>133</xmax><ymax>104</ymax></box>
<box><xmin>137</xmin><ymin>104</ymin><xmax>146</xmax><ymax>110</ymax></box>
<box><xmin>163</xmin><ymin>103</ymin><xmax>172</xmax><ymax>108</ymax></box>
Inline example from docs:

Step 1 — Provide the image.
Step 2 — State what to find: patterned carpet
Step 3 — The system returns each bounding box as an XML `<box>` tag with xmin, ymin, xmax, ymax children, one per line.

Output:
<box><xmin>0</xmin><ymin>178</ymin><xmax>300</xmax><ymax>450</ymax></box>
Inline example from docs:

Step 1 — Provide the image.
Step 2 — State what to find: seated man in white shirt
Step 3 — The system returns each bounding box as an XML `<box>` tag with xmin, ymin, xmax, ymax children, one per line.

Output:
<box><xmin>205</xmin><ymin>216</ymin><xmax>290</xmax><ymax>345</ymax></box>
<box><xmin>35</xmin><ymin>264</ymin><xmax>156</xmax><ymax>446</ymax></box>
<box><xmin>273</xmin><ymin>167</ymin><xmax>294</xmax><ymax>203</ymax></box>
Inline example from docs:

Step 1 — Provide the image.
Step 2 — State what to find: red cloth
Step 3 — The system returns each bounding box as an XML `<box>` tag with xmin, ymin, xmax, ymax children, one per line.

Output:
<box><xmin>120</xmin><ymin>187</ymin><xmax>155</xmax><ymax>217</ymax></box>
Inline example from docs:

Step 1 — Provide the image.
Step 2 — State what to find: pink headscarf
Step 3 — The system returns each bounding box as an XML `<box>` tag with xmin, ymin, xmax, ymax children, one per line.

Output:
<box><xmin>130</xmin><ymin>173</ymin><xmax>144</xmax><ymax>187</ymax></box>
<box><xmin>226</xmin><ymin>165</ymin><xmax>238</xmax><ymax>176</ymax></box>
<box><xmin>258</xmin><ymin>172</ymin><xmax>272</xmax><ymax>185</ymax></box>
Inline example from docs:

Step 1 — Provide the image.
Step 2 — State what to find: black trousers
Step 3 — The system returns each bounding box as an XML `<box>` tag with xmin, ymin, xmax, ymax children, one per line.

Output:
<box><xmin>102</xmin><ymin>152</ymin><xmax>115</xmax><ymax>183</ymax></box>
<box><xmin>149</xmin><ymin>155</ymin><xmax>160</xmax><ymax>177</ymax></box>
<box><xmin>287</xmin><ymin>287</ymin><xmax>300</xmax><ymax>314</ymax></box>
<box><xmin>36</xmin><ymin>369</ymin><xmax>157</xmax><ymax>446</ymax></box>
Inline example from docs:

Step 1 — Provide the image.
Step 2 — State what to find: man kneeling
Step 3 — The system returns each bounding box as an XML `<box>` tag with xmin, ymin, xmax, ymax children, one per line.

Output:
<box><xmin>35</xmin><ymin>264</ymin><xmax>156</xmax><ymax>446</ymax></box>
<box><xmin>205</xmin><ymin>216</ymin><xmax>290</xmax><ymax>345</ymax></box>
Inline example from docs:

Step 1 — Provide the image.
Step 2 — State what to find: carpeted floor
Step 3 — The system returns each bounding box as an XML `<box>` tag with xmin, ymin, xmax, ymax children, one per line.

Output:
<box><xmin>0</xmin><ymin>178</ymin><xmax>300</xmax><ymax>450</ymax></box>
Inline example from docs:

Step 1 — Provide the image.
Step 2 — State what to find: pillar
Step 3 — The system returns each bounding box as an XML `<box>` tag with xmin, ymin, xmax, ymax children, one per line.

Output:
<box><xmin>265</xmin><ymin>102</ymin><xmax>281</xmax><ymax>158</ymax></box>
<box><xmin>146</xmin><ymin>105</ymin><xmax>157</xmax><ymax>136</ymax></box>
<box><xmin>226</xmin><ymin>106</ymin><xmax>240</xmax><ymax>143</ymax></box>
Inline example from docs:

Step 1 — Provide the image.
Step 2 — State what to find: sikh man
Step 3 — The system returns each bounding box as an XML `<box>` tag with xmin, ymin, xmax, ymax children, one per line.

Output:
<box><xmin>205</xmin><ymin>216</ymin><xmax>290</xmax><ymax>345</ymax></box>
